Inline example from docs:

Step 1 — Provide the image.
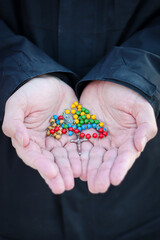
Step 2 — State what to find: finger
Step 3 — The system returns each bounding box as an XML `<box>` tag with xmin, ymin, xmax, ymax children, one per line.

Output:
<box><xmin>87</xmin><ymin>147</ymin><xmax>106</xmax><ymax>193</ymax></box>
<box><xmin>40</xmin><ymin>172</ymin><xmax>65</xmax><ymax>194</ymax></box>
<box><xmin>65</xmin><ymin>142</ymin><xmax>81</xmax><ymax>178</ymax></box>
<box><xmin>134</xmin><ymin>106</ymin><xmax>157</xmax><ymax>152</ymax></box>
<box><xmin>2</xmin><ymin>98</ymin><xmax>29</xmax><ymax>147</ymax></box>
<box><xmin>52</xmin><ymin>147</ymin><xmax>74</xmax><ymax>191</ymax></box>
<box><xmin>110</xmin><ymin>138</ymin><xmax>140</xmax><ymax>186</ymax></box>
<box><xmin>12</xmin><ymin>138</ymin><xmax>58</xmax><ymax>178</ymax></box>
<box><xmin>80</xmin><ymin>141</ymin><xmax>93</xmax><ymax>181</ymax></box>
<box><xmin>94</xmin><ymin>148</ymin><xmax>117</xmax><ymax>193</ymax></box>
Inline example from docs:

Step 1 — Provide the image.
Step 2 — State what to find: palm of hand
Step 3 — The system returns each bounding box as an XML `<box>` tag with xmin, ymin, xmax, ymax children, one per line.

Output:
<box><xmin>80</xmin><ymin>81</ymin><xmax>157</xmax><ymax>193</ymax></box>
<box><xmin>4</xmin><ymin>75</ymin><xmax>81</xmax><ymax>194</ymax></box>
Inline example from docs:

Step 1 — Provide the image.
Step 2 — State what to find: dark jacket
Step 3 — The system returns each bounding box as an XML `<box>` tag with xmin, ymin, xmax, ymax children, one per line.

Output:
<box><xmin>0</xmin><ymin>1</ymin><xmax>160</xmax><ymax>240</ymax></box>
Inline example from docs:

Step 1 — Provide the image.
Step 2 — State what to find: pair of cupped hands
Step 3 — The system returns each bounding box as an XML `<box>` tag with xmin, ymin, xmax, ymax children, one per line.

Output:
<box><xmin>2</xmin><ymin>75</ymin><xmax>157</xmax><ymax>194</ymax></box>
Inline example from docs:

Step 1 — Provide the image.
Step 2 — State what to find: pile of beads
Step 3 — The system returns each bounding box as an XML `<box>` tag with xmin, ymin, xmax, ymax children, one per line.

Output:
<box><xmin>46</xmin><ymin>101</ymin><xmax>108</xmax><ymax>140</ymax></box>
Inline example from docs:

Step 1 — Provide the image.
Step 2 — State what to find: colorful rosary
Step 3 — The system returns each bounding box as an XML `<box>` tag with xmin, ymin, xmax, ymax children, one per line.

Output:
<box><xmin>46</xmin><ymin>101</ymin><xmax>108</xmax><ymax>155</ymax></box>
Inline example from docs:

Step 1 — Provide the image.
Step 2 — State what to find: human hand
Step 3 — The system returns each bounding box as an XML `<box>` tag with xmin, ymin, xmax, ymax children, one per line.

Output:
<box><xmin>80</xmin><ymin>81</ymin><xmax>157</xmax><ymax>193</ymax></box>
<box><xmin>2</xmin><ymin>75</ymin><xmax>81</xmax><ymax>194</ymax></box>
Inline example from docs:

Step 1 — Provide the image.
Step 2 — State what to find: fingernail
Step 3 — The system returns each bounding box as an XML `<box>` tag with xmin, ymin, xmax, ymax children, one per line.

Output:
<box><xmin>141</xmin><ymin>137</ymin><xmax>147</xmax><ymax>152</ymax></box>
<box><xmin>15</xmin><ymin>132</ymin><xmax>23</xmax><ymax>146</ymax></box>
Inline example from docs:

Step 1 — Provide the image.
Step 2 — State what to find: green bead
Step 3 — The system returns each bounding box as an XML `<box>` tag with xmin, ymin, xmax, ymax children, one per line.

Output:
<box><xmin>78</xmin><ymin>116</ymin><xmax>82</xmax><ymax>120</ymax></box>
<box><xmin>80</xmin><ymin>120</ymin><xmax>84</xmax><ymax>124</ymax></box>
<box><xmin>95</xmin><ymin>119</ymin><xmax>99</xmax><ymax>124</ymax></box>
<box><xmin>81</xmin><ymin>107</ymin><xmax>86</xmax><ymax>112</ymax></box>
<box><xmin>84</xmin><ymin>119</ymin><xmax>89</xmax><ymax>124</ymax></box>
<box><xmin>76</xmin><ymin>111</ymin><xmax>81</xmax><ymax>115</ymax></box>
<box><xmin>85</xmin><ymin>109</ymin><xmax>90</xmax><ymax>114</ymax></box>
<box><xmin>82</xmin><ymin>115</ymin><xmax>86</xmax><ymax>119</ymax></box>
<box><xmin>64</xmin><ymin>124</ymin><xmax>68</xmax><ymax>129</ymax></box>
<box><xmin>90</xmin><ymin>119</ymin><xmax>94</xmax><ymax>124</ymax></box>
<box><xmin>77</xmin><ymin>123</ymin><xmax>81</xmax><ymax>127</ymax></box>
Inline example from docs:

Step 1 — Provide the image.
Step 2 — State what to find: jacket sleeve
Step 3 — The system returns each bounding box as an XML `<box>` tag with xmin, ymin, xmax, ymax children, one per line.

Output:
<box><xmin>76</xmin><ymin>16</ymin><xmax>160</xmax><ymax>117</ymax></box>
<box><xmin>0</xmin><ymin>20</ymin><xmax>78</xmax><ymax>121</ymax></box>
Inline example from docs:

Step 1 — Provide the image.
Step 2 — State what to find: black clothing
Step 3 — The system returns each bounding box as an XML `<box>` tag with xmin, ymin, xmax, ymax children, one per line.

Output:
<box><xmin>0</xmin><ymin>1</ymin><xmax>160</xmax><ymax>239</ymax></box>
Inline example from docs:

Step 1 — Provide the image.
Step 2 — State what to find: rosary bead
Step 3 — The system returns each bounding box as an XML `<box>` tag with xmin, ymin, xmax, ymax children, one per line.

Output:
<box><xmin>74</xmin><ymin>101</ymin><xmax>79</xmax><ymax>106</ymax></box>
<box><xmin>50</xmin><ymin>129</ymin><xmax>55</xmax><ymax>134</ymax></box>
<box><xmin>68</xmin><ymin>131</ymin><xmax>73</xmax><ymax>136</ymax></box>
<box><xmin>75</xmin><ymin>119</ymin><xmax>79</xmax><ymax>124</ymax></box>
<box><xmin>92</xmin><ymin>133</ymin><xmax>98</xmax><ymax>138</ymax></box>
<box><xmin>80</xmin><ymin>112</ymin><xmax>85</xmax><ymax>116</ymax></box>
<box><xmin>48</xmin><ymin>126</ymin><xmax>52</xmax><ymax>129</ymax></box>
<box><xmin>59</xmin><ymin>127</ymin><xmax>62</xmax><ymax>131</ymax></box>
<box><xmin>54</xmin><ymin>127</ymin><xmax>59</xmax><ymax>132</ymax></box>
<box><xmin>76</xmin><ymin>111</ymin><xmax>81</xmax><ymax>115</ymax></box>
<box><xmin>62</xmin><ymin>129</ymin><xmax>67</xmax><ymax>134</ymax></box>
<box><xmin>82</xmin><ymin>125</ymin><xmax>86</xmax><ymax>130</ymax></box>
<box><xmin>81</xmin><ymin>107</ymin><xmax>86</xmax><ymax>112</ymax></box>
<box><xmin>68</xmin><ymin>123</ymin><xmax>72</xmax><ymax>127</ymax></box>
<box><xmin>99</xmin><ymin>122</ymin><xmax>104</xmax><ymax>127</ymax></box>
<box><xmin>47</xmin><ymin>130</ymin><xmax>51</xmax><ymax>136</ymax></box>
<box><xmin>77</xmin><ymin>123</ymin><xmax>81</xmax><ymax>127</ymax></box>
<box><xmin>71</xmin><ymin>109</ymin><xmax>76</xmax><ymax>114</ymax></box>
<box><xmin>78</xmin><ymin>127</ymin><xmax>82</xmax><ymax>132</ymax></box>
<box><xmin>103</xmin><ymin>131</ymin><xmax>108</xmax><ymax>136</ymax></box>
<box><xmin>68</xmin><ymin>127</ymin><xmax>73</xmax><ymax>131</ymax></box>
<box><xmin>56</xmin><ymin>135</ymin><xmax>61</xmax><ymax>140</ymax></box>
<box><xmin>86</xmin><ymin>134</ymin><xmax>91</xmax><ymax>139</ymax></box>
<box><xmin>77</xmin><ymin>104</ymin><xmax>82</xmax><ymax>109</ymax></box>
<box><xmin>87</xmin><ymin>124</ymin><xmax>91</xmax><ymax>129</ymax></box>
<box><xmin>99</xmin><ymin>133</ymin><xmax>103</xmax><ymax>138</ymax></box>
<box><xmin>90</xmin><ymin>119</ymin><xmax>94</xmax><ymax>124</ymax></box>
<box><xmin>98</xmin><ymin>128</ymin><xmax>103</xmax><ymax>133</ymax></box>
<box><xmin>80</xmin><ymin>132</ymin><xmax>85</xmax><ymax>138</ymax></box>
<box><xmin>58</xmin><ymin>115</ymin><xmax>63</xmax><ymax>120</ymax></box>
<box><xmin>60</xmin><ymin>120</ymin><xmax>64</xmax><ymax>125</ymax></box>
<box><xmin>74</xmin><ymin>129</ymin><xmax>79</xmax><ymax>134</ymax></box>
<box><xmin>91</xmin><ymin>115</ymin><xmax>96</xmax><ymax>120</ymax></box>
<box><xmin>53</xmin><ymin>115</ymin><xmax>58</xmax><ymax>120</ymax></box>
<box><xmin>56</xmin><ymin>120</ymin><xmax>60</xmax><ymax>125</ymax></box>
<box><xmin>58</xmin><ymin>130</ymin><xmax>62</xmax><ymax>135</ymax></box>
<box><xmin>84</xmin><ymin>119</ymin><xmax>89</xmax><ymax>124</ymax></box>
<box><xmin>65</xmin><ymin>109</ymin><xmax>70</xmax><ymax>114</ymax></box>
<box><xmin>53</xmin><ymin>133</ymin><xmax>57</xmax><ymax>137</ymax></box>
<box><xmin>63</xmin><ymin>124</ymin><xmax>68</xmax><ymax>129</ymax></box>
<box><xmin>85</xmin><ymin>109</ymin><xmax>90</xmax><ymax>114</ymax></box>
<box><xmin>82</xmin><ymin>115</ymin><xmax>86</xmax><ymax>120</ymax></box>
<box><xmin>80</xmin><ymin>120</ymin><xmax>84</xmax><ymax>125</ymax></box>
<box><xmin>86</xmin><ymin>114</ymin><xmax>91</xmax><ymax>119</ymax></box>
<box><xmin>92</xmin><ymin>123</ymin><xmax>97</xmax><ymax>128</ymax></box>
<box><xmin>52</xmin><ymin>123</ymin><xmax>57</xmax><ymax>127</ymax></box>
<box><xmin>73</xmin><ymin>114</ymin><xmax>78</xmax><ymax>119</ymax></box>
<box><xmin>50</xmin><ymin>118</ymin><xmax>55</xmax><ymax>123</ymax></box>
<box><xmin>72</xmin><ymin>125</ymin><xmax>77</xmax><ymax>129</ymax></box>
<box><xmin>95</xmin><ymin>119</ymin><xmax>99</xmax><ymax>124</ymax></box>
<box><xmin>71</xmin><ymin>104</ymin><xmax>76</xmax><ymax>108</ymax></box>
<box><xmin>103</xmin><ymin>127</ymin><xmax>107</xmax><ymax>131</ymax></box>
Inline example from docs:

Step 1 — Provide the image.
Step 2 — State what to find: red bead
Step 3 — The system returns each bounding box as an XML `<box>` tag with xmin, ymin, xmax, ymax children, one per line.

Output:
<box><xmin>74</xmin><ymin>129</ymin><xmax>79</xmax><ymax>134</ymax></box>
<box><xmin>80</xmin><ymin>132</ymin><xmax>85</xmax><ymax>138</ymax></box>
<box><xmin>58</xmin><ymin>115</ymin><xmax>63</xmax><ymax>120</ymax></box>
<box><xmin>98</xmin><ymin>128</ymin><xmax>103</xmax><ymax>133</ymax></box>
<box><xmin>50</xmin><ymin>129</ymin><xmax>55</xmax><ymax>134</ymax></box>
<box><xmin>103</xmin><ymin>131</ymin><xmax>108</xmax><ymax>136</ymax></box>
<box><xmin>62</xmin><ymin>129</ymin><xmax>67</xmax><ymax>134</ymax></box>
<box><xmin>92</xmin><ymin>133</ymin><xmax>97</xmax><ymax>138</ymax></box>
<box><xmin>99</xmin><ymin>133</ymin><xmax>103</xmax><ymax>138</ymax></box>
<box><xmin>68</xmin><ymin>127</ymin><xmax>73</xmax><ymax>131</ymax></box>
<box><xmin>54</xmin><ymin>127</ymin><xmax>59</xmax><ymax>132</ymax></box>
<box><xmin>86</xmin><ymin>133</ymin><xmax>91</xmax><ymax>139</ymax></box>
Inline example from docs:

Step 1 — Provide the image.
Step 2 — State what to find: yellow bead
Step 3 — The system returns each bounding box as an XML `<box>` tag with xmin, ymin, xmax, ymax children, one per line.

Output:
<box><xmin>91</xmin><ymin>115</ymin><xmax>96</xmax><ymax>120</ymax></box>
<box><xmin>73</xmin><ymin>114</ymin><xmax>78</xmax><ymax>119</ymax></box>
<box><xmin>71</xmin><ymin>109</ymin><xmax>76</xmax><ymax>114</ymax></box>
<box><xmin>77</xmin><ymin>104</ymin><xmax>82</xmax><ymax>109</ymax></box>
<box><xmin>65</xmin><ymin>109</ymin><xmax>70</xmax><ymax>114</ymax></box>
<box><xmin>99</xmin><ymin>122</ymin><xmax>104</xmax><ymax>127</ymax></box>
<box><xmin>75</xmin><ymin>119</ymin><xmax>79</xmax><ymax>124</ymax></box>
<box><xmin>86</xmin><ymin>114</ymin><xmax>91</xmax><ymax>119</ymax></box>
<box><xmin>71</xmin><ymin>104</ymin><xmax>76</xmax><ymax>108</ymax></box>
<box><xmin>80</xmin><ymin>112</ymin><xmax>85</xmax><ymax>116</ymax></box>
<box><xmin>74</xmin><ymin>101</ymin><xmax>78</xmax><ymax>106</ymax></box>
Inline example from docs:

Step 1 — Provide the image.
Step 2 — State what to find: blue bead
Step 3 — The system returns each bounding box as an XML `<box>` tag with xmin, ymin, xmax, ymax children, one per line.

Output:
<box><xmin>92</xmin><ymin>123</ymin><xmax>97</xmax><ymax>128</ymax></box>
<box><xmin>53</xmin><ymin>115</ymin><xmax>58</xmax><ymax>120</ymax></box>
<box><xmin>103</xmin><ymin>127</ymin><xmax>107</xmax><ymax>131</ymax></box>
<box><xmin>72</xmin><ymin>125</ymin><xmax>77</xmax><ymax>129</ymax></box>
<box><xmin>78</xmin><ymin>127</ymin><xmax>82</xmax><ymax>132</ymax></box>
<box><xmin>68</xmin><ymin>131</ymin><xmax>73</xmax><ymax>136</ymax></box>
<box><xmin>87</xmin><ymin>124</ymin><xmax>91</xmax><ymax>129</ymax></box>
<box><xmin>56</xmin><ymin>120</ymin><xmax>60</xmax><ymax>125</ymax></box>
<box><xmin>68</xmin><ymin>123</ymin><xmax>72</xmax><ymax>128</ymax></box>
<box><xmin>61</xmin><ymin>124</ymin><xmax>64</xmax><ymax>128</ymax></box>
<box><xmin>82</xmin><ymin>125</ymin><xmax>86</xmax><ymax>130</ymax></box>
<box><xmin>97</xmin><ymin>126</ymin><xmax>101</xmax><ymax>130</ymax></box>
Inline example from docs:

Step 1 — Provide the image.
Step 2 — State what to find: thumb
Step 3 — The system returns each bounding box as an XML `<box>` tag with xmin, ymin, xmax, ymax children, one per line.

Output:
<box><xmin>2</xmin><ymin>97</ymin><xmax>29</xmax><ymax>147</ymax></box>
<box><xmin>134</xmin><ymin>105</ymin><xmax>157</xmax><ymax>152</ymax></box>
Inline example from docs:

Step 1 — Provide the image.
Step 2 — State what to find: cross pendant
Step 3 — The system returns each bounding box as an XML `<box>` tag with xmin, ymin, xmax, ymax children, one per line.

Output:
<box><xmin>71</xmin><ymin>135</ymin><xmax>88</xmax><ymax>156</ymax></box>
